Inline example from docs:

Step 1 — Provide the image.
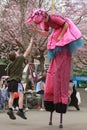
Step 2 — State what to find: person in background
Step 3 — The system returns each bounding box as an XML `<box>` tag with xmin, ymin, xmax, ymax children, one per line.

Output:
<box><xmin>24</xmin><ymin>9</ymin><xmax>83</xmax><ymax>114</ymax></box>
<box><xmin>36</xmin><ymin>74</ymin><xmax>43</xmax><ymax>110</ymax></box>
<box><xmin>40</xmin><ymin>70</ymin><xmax>47</xmax><ymax>110</ymax></box>
<box><xmin>68</xmin><ymin>80</ymin><xmax>80</xmax><ymax>111</ymax></box>
<box><xmin>25</xmin><ymin>79</ymin><xmax>34</xmax><ymax>93</ymax></box>
<box><xmin>36</xmin><ymin>70</ymin><xmax>47</xmax><ymax>110</ymax></box>
<box><xmin>7</xmin><ymin>37</ymin><xmax>34</xmax><ymax>120</ymax></box>
<box><xmin>13</xmin><ymin>92</ymin><xmax>19</xmax><ymax>111</ymax></box>
<box><xmin>40</xmin><ymin>76</ymin><xmax>46</xmax><ymax>111</ymax></box>
<box><xmin>0</xmin><ymin>79</ymin><xmax>8</xmax><ymax>110</ymax></box>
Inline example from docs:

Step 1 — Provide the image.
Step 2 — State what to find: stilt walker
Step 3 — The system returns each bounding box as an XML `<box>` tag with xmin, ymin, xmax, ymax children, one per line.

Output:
<box><xmin>49</xmin><ymin>111</ymin><xmax>53</xmax><ymax>125</ymax></box>
<box><xmin>59</xmin><ymin>113</ymin><xmax>63</xmax><ymax>128</ymax></box>
<box><xmin>24</xmin><ymin>4</ymin><xmax>83</xmax><ymax>127</ymax></box>
<box><xmin>50</xmin><ymin>1</ymin><xmax>64</xmax><ymax>128</ymax></box>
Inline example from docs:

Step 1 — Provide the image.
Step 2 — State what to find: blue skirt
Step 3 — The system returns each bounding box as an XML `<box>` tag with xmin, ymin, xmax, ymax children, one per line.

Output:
<box><xmin>47</xmin><ymin>38</ymin><xmax>84</xmax><ymax>60</ymax></box>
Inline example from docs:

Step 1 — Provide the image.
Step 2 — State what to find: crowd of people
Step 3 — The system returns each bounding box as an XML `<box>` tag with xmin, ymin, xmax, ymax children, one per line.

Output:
<box><xmin>0</xmin><ymin>68</ymin><xmax>81</xmax><ymax>112</ymax></box>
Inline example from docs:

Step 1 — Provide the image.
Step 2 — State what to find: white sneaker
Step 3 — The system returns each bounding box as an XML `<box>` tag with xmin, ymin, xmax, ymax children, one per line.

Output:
<box><xmin>40</xmin><ymin>108</ymin><xmax>45</xmax><ymax>111</ymax></box>
<box><xmin>15</xmin><ymin>106</ymin><xmax>19</xmax><ymax>110</ymax></box>
<box><xmin>12</xmin><ymin>107</ymin><xmax>14</xmax><ymax>111</ymax></box>
<box><xmin>85</xmin><ymin>88</ymin><xmax>87</xmax><ymax>91</ymax></box>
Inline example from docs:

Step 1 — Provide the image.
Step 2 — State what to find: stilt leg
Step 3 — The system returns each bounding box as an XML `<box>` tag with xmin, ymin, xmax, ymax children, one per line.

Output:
<box><xmin>59</xmin><ymin>113</ymin><xmax>63</xmax><ymax>128</ymax></box>
<box><xmin>49</xmin><ymin>112</ymin><xmax>53</xmax><ymax>125</ymax></box>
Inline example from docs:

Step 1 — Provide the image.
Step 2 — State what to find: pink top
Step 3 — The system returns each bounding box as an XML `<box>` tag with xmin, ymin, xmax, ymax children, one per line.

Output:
<box><xmin>43</xmin><ymin>14</ymin><xmax>82</xmax><ymax>49</ymax></box>
<box><xmin>24</xmin><ymin>9</ymin><xmax>82</xmax><ymax>50</ymax></box>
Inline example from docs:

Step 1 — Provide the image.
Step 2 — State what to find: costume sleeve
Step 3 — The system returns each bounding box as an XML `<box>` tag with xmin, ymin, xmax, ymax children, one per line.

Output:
<box><xmin>51</xmin><ymin>15</ymin><xmax>66</xmax><ymax>26</ymax></box>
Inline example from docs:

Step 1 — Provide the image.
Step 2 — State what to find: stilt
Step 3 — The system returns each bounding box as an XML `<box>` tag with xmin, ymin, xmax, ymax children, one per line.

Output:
<box><xmin>59</xmin><ymin>113</ymin><xmax>63</xmax><ymax>128</ymax></box>
<box><xmin>49</xmin><ymin>112</ymin><xmax>53</xmax><ymax>125</ymax></box>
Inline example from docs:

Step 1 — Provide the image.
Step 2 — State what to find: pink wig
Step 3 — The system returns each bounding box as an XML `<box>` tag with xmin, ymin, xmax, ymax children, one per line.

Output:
<box><xmin>24</xmin><ymin>9</ymin><xmax>48</xmax><ymax>24</ymax></box>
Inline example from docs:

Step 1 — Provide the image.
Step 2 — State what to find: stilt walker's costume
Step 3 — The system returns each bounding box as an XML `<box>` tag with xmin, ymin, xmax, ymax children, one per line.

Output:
<box><xmin>24</xmin><ymin>9</ymin><xmax>83</xmax><ymax>113</ymax></box>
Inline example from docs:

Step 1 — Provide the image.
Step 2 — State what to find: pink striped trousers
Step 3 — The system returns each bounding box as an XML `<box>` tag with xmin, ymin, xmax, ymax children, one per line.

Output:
<box><xmin>44</xmin><ymin>46</ymin><xmax>72</xmax><ymax>105</ymax></box>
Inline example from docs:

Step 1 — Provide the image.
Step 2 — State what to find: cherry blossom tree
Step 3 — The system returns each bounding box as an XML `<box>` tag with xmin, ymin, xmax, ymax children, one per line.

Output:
<box><xmin>0</xmin><ymin>0</ymin><xmax>49</xmax><ymax>70</ymax></box>
<box><xmin>0</xmin><ymin>0</ymin><xmax>87</xmax><ymax>75</ymax></box>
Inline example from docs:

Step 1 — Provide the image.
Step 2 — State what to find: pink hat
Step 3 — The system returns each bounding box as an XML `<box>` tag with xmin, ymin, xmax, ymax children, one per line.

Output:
<box><xmin>24</xmin><ymin>9</ymin><xmax>47</xmax><ymax>24</ymax></box>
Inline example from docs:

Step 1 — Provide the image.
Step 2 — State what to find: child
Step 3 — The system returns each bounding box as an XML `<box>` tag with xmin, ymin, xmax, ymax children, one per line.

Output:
<box><xmin>7</xmin><ymin>37</ymin><xmax>34</xmax><ymax>120</ymax></box>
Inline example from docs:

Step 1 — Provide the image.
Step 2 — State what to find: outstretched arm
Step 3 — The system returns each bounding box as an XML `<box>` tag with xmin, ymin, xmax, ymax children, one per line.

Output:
<box><xmin>23</xmin><ymin>37</ymin><xmax>34</xmax><ymax>58</ymax></box>
<box><xmin>30</xmin><ymin>23</ymin><xmax>49</xmax><ymax>37</ymax></box>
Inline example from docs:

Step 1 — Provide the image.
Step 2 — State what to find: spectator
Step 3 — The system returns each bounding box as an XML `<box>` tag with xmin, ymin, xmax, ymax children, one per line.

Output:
<box><xmin>36</xmin><ymin>70</ymin><xmax>47</xmax><ymax>110</ymax></box>
<box><xmin>25</xmin><ymin>79</ymin><xmax>34</xmax><ymax>93</ymax></box>
<box><xmin>7</xmin><ymin>37</ymin><xmax>34</xmax><ymax>120</ymax></box>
